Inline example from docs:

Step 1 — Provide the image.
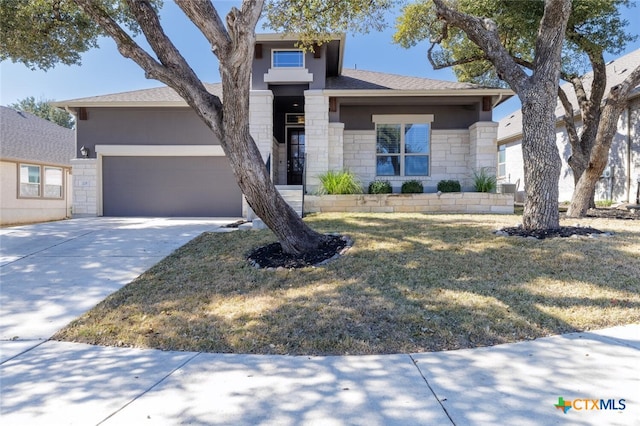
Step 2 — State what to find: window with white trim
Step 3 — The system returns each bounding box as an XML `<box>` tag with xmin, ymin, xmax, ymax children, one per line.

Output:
<box><xmin>19</xmin><ymin>164</ymin><xmax>63</xmax><ymax>198</ymax></box>
<box><xmin>373</xmin><ymin>115</ymin><xmax>433</xmax><ymax>176</ymax></box>
<box><xmin>498</xmin><ymin>145</ymin><xmax>506</xmax><ymax>178</ymax></box>
<box><xmin>272</xmin><ymin>50</ymin><xmax>304</xmax><ymax>68</ymax></box>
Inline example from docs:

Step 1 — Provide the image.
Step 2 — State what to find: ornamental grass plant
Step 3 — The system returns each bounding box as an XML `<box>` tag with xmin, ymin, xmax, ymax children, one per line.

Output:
<box><xmin>473</xmin><ymin>168</ymin><xmax>497</xmax><ymax>193</ymax></box>
<box><xmin>317</xmin><ymin>169</ymin><xmax>363</xmax><ymax>194</ymax></box>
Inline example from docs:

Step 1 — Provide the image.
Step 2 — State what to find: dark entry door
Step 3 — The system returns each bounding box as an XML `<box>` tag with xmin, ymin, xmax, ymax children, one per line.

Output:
<box><xmin>287</xmin><ymin>127</ymin><xmax>305</xmax><ymax>185</ymax></box>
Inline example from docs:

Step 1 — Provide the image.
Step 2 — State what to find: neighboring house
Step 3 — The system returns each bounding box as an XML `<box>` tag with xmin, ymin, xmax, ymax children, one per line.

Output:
<box><xmin>498</xmin><ymin>49</ymin><xmax>640</xmax><ymax>204</ymax></box>
<box><xmin>54</xmin><ymin>34</ymin><xmax>512</xmax><ymax>218</ymax></box>
<box><xmin>0</xmin><ymin>106</ymin><xmax>74</xmax><ymax>225</ymax></box>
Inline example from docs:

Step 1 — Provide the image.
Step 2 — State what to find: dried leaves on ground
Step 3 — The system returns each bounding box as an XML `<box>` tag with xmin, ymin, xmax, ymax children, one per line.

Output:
<box><xmin>54</xmin><ymin>212</ymin><xmax>640</xmax><ymax>355</ymax></box>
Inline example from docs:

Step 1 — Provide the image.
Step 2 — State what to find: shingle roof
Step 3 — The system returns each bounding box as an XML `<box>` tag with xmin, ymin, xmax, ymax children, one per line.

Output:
<box><xmin>0</xmin><ymin>106</ymin><xmax>75</xmax><ymax>166</ymax></box>
<box><xmin>498</xmin><ymin>48</ymin><xmax>640</xmax><ymax>142</ymax></box>
<box><xmin>327</xmin><ymin>68</ymin><xmax>484</xmax><ymax>91</ymax></box>
<box><xmin>55</xmin><ymin>83</ymin><xmax>223</xmax><ymax>106</ymax></box>
<box><xmin>55</xmin><ymin>70</ymin><xmax>508</xmax><ymax>107</ymax></box>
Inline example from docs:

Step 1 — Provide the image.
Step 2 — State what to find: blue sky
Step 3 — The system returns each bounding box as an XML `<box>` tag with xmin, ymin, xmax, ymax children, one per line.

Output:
<box><xmin>1</xmin><ymin>1</ymin><xmax>639</xmax><ymax>121</ymax></box>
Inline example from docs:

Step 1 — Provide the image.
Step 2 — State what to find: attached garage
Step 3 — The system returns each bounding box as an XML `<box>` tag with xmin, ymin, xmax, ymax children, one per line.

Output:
<box><xmin>102</xmin><ymin>156</ymin><xmax>241</xmax><ymax>217</ymax></box>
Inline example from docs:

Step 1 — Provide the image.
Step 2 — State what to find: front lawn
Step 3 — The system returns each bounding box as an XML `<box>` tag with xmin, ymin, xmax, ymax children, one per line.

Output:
<box><xmin>54</xmin><ymin>213</ymin><xmax>640</xmax><ymax>355</ymax></box>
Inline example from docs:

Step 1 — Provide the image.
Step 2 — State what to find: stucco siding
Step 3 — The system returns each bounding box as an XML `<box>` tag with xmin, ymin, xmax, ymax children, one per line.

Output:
<box><xmin>76</xmin><ymin>108</ymin><xmax>221</xmax><ymax>157</ymax></box>
<box><xmin>251</xmin><ymin>41</ymin><xmax>327</xmax><ymax>90</ymax></box>
<box><xmin>339</xmin><ymin>103</ymin><xmax>482</xmax><ymax>130</ymax></box>
<box><xmin>0</xmin><ymin>160</ymin><xmax>71</xmax><ymax>225</ymax></box>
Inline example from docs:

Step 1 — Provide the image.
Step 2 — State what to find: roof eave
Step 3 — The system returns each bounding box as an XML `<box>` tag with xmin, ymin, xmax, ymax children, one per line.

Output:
<box><xmin>322</xmin><ymin>88</ymin><xmax>514</xmax><ymax>97</ymax></box>
<box><xmin>51</xmin><ymin>101</ymin><xmax>189</xmax><ymax>108</ymax></box>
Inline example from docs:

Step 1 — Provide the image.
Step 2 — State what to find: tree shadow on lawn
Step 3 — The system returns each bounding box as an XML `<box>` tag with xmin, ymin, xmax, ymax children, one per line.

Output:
<box><xmin>54</xmin><ymin>213</ymin><xmax>640</xmax><ymax>355</ymax></box>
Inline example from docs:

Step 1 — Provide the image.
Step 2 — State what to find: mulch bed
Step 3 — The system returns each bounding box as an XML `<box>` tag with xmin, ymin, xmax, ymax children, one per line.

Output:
<box><xmin>497</xmin><ymin>207</ymin><xmax>637</xmax><ymax>239</ymax></box>
<box><xmin>584</xmin><ymin>206</ymin><xmax>640</xmax><ymax>220</ymax></box>
<box><xmin>247</xmin><ymin>234</ymin><xmax>350</xmax><ymax>269</ymax></box>
<box><xmin>496</xmin><ymin>225</ymin><xmax>606</xmax><ymax>239</ymax></box>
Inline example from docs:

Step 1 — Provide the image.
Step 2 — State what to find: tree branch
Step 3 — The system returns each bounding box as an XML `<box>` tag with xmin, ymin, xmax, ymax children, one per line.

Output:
<box><xmin>175</xmin><ymin>0</ymin><xmax>230</xmax><ymax>58</ymax></box>
<box><xmin>558</xmin><ymin>86</ymin><xmax>582</xmax><ymax>161</ymax></box>
<box><xmin>531</xmin><ymin>0</ymin><xmax>572</xmax><ymax>85</ymax></box>
<box><xmin>426</xmin><ymin>43</ymin><xmax>488</xmax><ymax>70</ymax></box>
<box><xmin>431</xmin><ymin>0</ymin><xmax>529</xmax><ymax>93</ymax></box>
<box><xmin>73</xmin><ymin>0</ymin><xmax>166</xmax><ymax>81</ymax></box>
<box><xmin>124</xmin><ymin>1</ymin><xmax>211</xmax><ymax>92</ymax></box>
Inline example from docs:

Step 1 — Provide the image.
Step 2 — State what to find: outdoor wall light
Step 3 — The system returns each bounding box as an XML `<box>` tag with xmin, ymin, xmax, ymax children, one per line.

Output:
<box><xmin>80</xmin><ymin>146</ymin><xmax>90</xmax><ymax>158</ymax></box>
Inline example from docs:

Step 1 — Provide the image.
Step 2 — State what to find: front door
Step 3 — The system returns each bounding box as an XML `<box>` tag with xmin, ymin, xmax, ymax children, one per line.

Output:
<box><xmin>287</xmin><ymin>127</ymin><xmax>305</xmax><ymax>185</ymax></box>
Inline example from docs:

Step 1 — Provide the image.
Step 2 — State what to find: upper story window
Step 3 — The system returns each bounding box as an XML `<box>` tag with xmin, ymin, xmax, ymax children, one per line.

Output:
<box><xmin>272</xmin><ymin>50</ymin><xmax>304</xmax><ymax>68</ymax></box>
<box><xmin>373</xmin><ymin>115</ymin><xmax>433</xmax><ymax>177</ymax></box>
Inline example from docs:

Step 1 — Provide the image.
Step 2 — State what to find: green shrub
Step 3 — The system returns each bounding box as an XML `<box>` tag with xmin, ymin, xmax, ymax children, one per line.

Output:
<box><xmin>437</xmin><ymin>180</ymin><xmax>461</xmax><ymax>193</ymax></box>
<box><xmin>401</xmin><ymin>180</ymin><xmax>424</xmax><ymax>194</ymax></box>
<box><xmin>317</xmin><ymin>170</ymin><xmax>362</xmax><ymax>194</ymax></box>
<box><xmin>368</xmin><ymin>180</ymin><xmax>393</xmax><ymax>194</ymax></box>
<box><xmin>473</xmin><ymin>168</ymin><xmax>497</xmax><ymax>193</ymax></box>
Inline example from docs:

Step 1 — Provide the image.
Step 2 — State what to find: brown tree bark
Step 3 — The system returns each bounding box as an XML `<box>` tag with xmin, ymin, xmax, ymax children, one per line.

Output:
<box><xmin>566</xmin><ymin>64</ymin><xmax>640</xmax><ymax>217</ymax></box>
<box><xmin>432</xmin><ymin>0</ymin><xmax>572</xmax><ymax>230</ymax></box>
<box><xmin>558</xmin><ymin>46</ymin><xmax>608</xmax><ymax>213</ymax></box>
<box><xmin>74</xmin><ymin>0</ymin><xmax>329</xmax><ymax>255</ymax></box>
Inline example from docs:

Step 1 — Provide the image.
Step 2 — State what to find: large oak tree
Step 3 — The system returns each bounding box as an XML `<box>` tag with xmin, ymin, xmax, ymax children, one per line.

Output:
<box><xmin>408</xmin><ymin>0</ymin><xmax>574</xmax><ymax>230</ymax></box>
<box><xmin>0</xmin><ymin>0</ymin><xmax>390</xmax><ymax>255</ymax></box>
<box><xmin>395</xmin><ymin>0</ymin><xmax>640</xmax><ymax>217</ymax></box>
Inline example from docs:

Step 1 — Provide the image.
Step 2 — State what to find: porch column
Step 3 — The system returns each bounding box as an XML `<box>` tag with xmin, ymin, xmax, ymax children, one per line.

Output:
<box><xmin>469</xmin><ymin>121</ymin><xmax>499</xmax><ymax>175</ymax></box>
<box><xmin>304</xmin><ymin>90</ymin><xmax>329</xmax><ymax>192</ymax></box>
<box><xmin>70</xmin><ymin>158</ymin><xmax>98</xmax><ymax>217</ymax></box>
<box><xmin>328</xmin><ymin>122</ymin><xmax>345</xmax><ymax>170</ymax></box>
<box><xmin>249</xmin><ymin>90</ymin><xmax>274</xmax><ymax>164</ymax></box>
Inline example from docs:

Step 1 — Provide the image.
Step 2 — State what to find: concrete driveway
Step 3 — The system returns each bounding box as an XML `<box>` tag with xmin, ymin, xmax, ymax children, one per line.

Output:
<box><xmin>0</xmin><ymin>217</ymin><xmax>237</xmax><ymax>362</ymax></box>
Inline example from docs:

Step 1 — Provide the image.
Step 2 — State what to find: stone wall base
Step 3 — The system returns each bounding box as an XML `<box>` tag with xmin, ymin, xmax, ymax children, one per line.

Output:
<box><xmin>304</xmin><ymin>193</ymin><xmax>514</xmax><ymax>214</ymax></box>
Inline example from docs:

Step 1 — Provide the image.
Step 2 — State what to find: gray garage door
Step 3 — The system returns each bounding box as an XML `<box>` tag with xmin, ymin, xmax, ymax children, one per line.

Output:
<box><xmin>102</xmin><ymin>156</ymin><xmax>242</xmax><ymax>217</ymax></box>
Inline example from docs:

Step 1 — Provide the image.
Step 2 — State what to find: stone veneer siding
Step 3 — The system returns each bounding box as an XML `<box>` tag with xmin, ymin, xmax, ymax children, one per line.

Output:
<box><xmin>343</xmin><ymin>128</ymin><xmax>481</xmax><ymax>192</ymax></box>
<box><xmin>469</xmin><ymin>122</ymin><xmax>499</xmax><ymax>178</ymax></box>
<box><xmin>304</xmin><ymin>90</ymin><xmax>330</xmax><ymax>191</ymax></box>
<box><xmin>304</xmin><ymin>193</ymin><xmax>514</xmax><ymax>214</ymax></box>
<box><xmin>70</xmin><ymin>158</ymin><xmax>98</xmax><ymax>216</ymax></box>
<box><xmin>249</xmin><ymin>90</ymin><xmax>274</xmax><ymax>163</ymax></box>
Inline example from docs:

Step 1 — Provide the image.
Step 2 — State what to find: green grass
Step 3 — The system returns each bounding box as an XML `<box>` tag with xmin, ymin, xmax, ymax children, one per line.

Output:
<box><xmin>596</xmin><ymin>199</ymin><xmax>613</xmax><ymax>207</ymax></box>
<box><xmin>54</xmin><ymin>213</ymin><xmax>640</xmax><ymax>355</ymax></box>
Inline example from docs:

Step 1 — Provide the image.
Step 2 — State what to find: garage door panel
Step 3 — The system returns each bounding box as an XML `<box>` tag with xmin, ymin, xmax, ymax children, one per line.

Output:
<box><xmin>102</xmin><ymin>156</ymin><xmax>241</xmax><ymax>217</ymax></box>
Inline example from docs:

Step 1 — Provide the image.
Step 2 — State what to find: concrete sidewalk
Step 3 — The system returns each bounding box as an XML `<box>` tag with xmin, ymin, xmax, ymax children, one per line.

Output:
<box><xmin>1</xmin><ymin>219</ymin><xmax>638</xmax><ymax>425</ymax></box>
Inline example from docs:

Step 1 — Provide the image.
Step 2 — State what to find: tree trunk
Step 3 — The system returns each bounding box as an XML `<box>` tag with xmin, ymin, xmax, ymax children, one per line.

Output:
<box><xmin>566</xmin><ymin>65</ymin><xmax>640</xmax><ymax>217</ymax></box>
<box><xmin>74</xmin><ymin>0</ymin><xmax>329</xmax><ymax>256</ymax></box>
<box><xmin>215</xmin><ymin>7</ymin><xmax>329</xmax><ymax>255</ymax></box>
<box><xmin>431</xmin><ymin>0</ymin><xmax>570</xmax><ymax>231</ymax></box>
<box><xmin>219</xmin><ymin>76</ymin><xmax>329</xmax><ymax>254</ymax></box>
<box><xmin>520</xmin><ymin>92</ymin><xmax>562</xmax><ymax>229</ymax></box>
<box><xmin>567</xmin><ymin>138</ymin><xmax>596</xmax><ymax>209</ymax></box>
